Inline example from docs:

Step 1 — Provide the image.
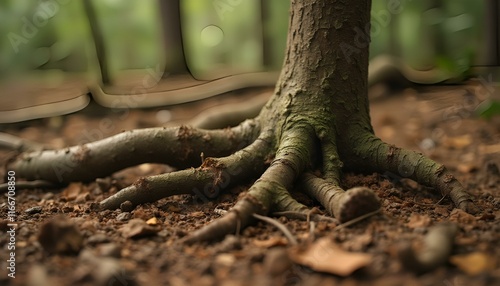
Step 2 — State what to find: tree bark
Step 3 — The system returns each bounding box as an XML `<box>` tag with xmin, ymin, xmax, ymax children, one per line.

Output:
<box><xmin>8</xmin><ymin>0</ymin><xmax>476</xmax><ymax>243</ymax></box>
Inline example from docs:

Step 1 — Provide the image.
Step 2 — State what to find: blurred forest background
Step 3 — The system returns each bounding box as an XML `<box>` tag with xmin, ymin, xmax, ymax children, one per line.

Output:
<box><xmin>0</xmin><ymin>0</ymin><xmax>496</xmax><ymax>110</ymax></box>
<box><xmin>0</xmin><ymin>0</ymin><xmax>489</xmax><ymax>81</ymax></box>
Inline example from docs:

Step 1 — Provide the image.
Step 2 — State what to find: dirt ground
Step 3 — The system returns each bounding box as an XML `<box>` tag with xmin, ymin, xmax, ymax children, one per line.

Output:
<box><xmin>1</xmin><ymin>82</ymin><xmax>499</xmax><ymax>286</ymax></box>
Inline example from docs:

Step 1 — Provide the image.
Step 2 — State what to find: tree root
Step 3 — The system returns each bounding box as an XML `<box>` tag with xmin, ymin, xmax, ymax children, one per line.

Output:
<box><xmin>7</xmin><ymin>120</ymin><xmax>259</xmax><ymax>183</ymax></box>
<box><xmin>100</xmin><ymin>132</ymin><xmax>272</xmax><ymax>210</ymax></box>
<box><xmin>0</xmin><ymin>132</ymin><xmax>45</xmax><ymax>152</ymax></box>
<box><xmin>346</xmin><ymin>134</ymin><xmax>478</xmax><ymax>214</ymax></box>
<box><xmin>300</xmin><ymin>172</ymin><xmax>381</xmax><ymax>223</ymax></box>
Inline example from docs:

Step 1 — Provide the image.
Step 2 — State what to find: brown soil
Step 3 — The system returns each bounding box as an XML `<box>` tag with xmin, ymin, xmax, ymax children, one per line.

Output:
<box><xmin>1</xmin><ymin>83</ymin><xmax>499</xmax><ymax>286</ymax></box>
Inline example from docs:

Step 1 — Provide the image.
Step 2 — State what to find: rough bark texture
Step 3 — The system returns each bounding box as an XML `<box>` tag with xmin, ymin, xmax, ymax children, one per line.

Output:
<box><xmin>7</xmin><ymin>0</ymin><xmax>476</xmax><ymax>243</ymax></box>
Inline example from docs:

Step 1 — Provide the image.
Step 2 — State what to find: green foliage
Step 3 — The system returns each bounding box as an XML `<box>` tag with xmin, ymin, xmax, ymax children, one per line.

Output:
<box><xmin>476</xmin><ymin>100</ymin><xmax>500</xmax><ymax>120</ymax></box>
<box><xmin>0</xmin><ymin>0</ymin><xmax>489</xmax><ymax>83</ymax></box>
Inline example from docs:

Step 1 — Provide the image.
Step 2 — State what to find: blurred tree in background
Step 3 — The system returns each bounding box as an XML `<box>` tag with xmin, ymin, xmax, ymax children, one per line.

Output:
<box><xmin>0</xmin><ymin>0</ymin><xmax>494</xmax><ymax>92</ymax></box>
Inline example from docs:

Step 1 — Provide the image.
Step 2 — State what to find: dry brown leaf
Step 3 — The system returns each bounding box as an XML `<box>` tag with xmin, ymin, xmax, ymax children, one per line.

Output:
<box><xmin>167</xmin><ymin>205</ymin><xmax>182</xmax><ymax>213</ymax></box>
<box><xmin>288</xmin><ymin>237</ymin><xmax>372</xmax><ymax>276</ymax></box>
<box><xmin>62</xmin><ymin>183</ymin><xmax>83</xmax><ymax>201</ymax></box>
<box><xmin>450</xmin><ymin>252</ymin><xmax>496</xmax><ymax>275</ymax></box>
<box><xmin>146</xmin><ymin>217</ymin><xmax>158</xmax><ymax>225</ymax></box>
<box><xmin>449</xmin><ymin>209</ymin><xmax>476</xmax><ymax>224</ymax></box>
<box><xmin>479</xmin><ymin>144</ymin><xmax>500</xmax><ymax>155</ymax></box>
<box><xmin>190</xmin><ymin>211</ymin><xmax>205</xmax><ymax>218</ymax></box>
<box><xmin>252</xmin><ymin>236</ymin><xmax>288</xmax><ymax>248</ymax></box>
<box><xmin>442</xmin><ymin>135</ymin><xmax>472</xmax><ymax>149</ymax></box>
<box><xmin>120</xmin><ymin>219</ymin><xmax>159</xmax><ymax>238</ymax></box>
<box><xmin>407</xmin><ymin>213</ymin><xmax>432</xmax><ymax>229</ymax></box>
<box><xmin>344</xmin><ymin>232</ymin><xmax>373</xmax><ymax>251</ymax></box>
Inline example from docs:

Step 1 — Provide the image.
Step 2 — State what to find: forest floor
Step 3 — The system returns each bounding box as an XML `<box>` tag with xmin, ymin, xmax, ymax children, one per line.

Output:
<box><xmin>1</xmin><ymin>82</ymin><xmax>499</xmax><ymax>286</ymax></box>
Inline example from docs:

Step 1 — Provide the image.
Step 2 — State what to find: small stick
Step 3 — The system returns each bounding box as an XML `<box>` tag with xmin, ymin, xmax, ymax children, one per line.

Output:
<box><xmin>253</xmin><ymin>213</ymin><xmax>298</xmax><ymax>245</ymax></box>
<box><xmin>0</xmin><ymin>132</ymin><xmax>45</xmax><ymax>152</ymax></box>
<box><xmin>308</xmin><ymin>221</ymin><xmax>316</xmax><ymax>243</ymax></box>
<box><xmin>334</xmin><ymin>209</ymin><xmax>381</xmax><ymax>230</ymax></box>
<box><xmin>271</xmin><ymin>211</ymin><xmax>338</xmax><ymax>223</ymax></box>
<box><xmin>412</xmin><ymin>195</ymin><xmax>447</xmax><ymax>207</ymax></box>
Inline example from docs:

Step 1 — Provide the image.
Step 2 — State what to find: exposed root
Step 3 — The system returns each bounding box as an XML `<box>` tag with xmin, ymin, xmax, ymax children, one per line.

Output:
<box><xmin>348</xmin><ymin>134</ymin><xmax>478</xmax><ymax>214</ymax></box>
<box><xmin>398</xmin><ymin>223</ymin><xmax>458</xmax><ymax>274</ymax></box>
<box><xmin>8</xmin><ymin>120</ymin><xmax>259</xmax><ymax>183</ymax></box>
<box><xmin>183</xmin><ymin>194</ymin><xmax>267</xmax><ymax>244</ymax></box>
<box><xmin>300</xmin><ymin>172</ymin><xmax>381</xmax><ymax>223</ymax></box>
<box><xmin>100</xmin><ymin>131</ymin><xmax>272</xmax><ymax>210</ymax></box>
<box><xmin>0</xmin><ymin>132</ymin><xmax>45</xmax><ymax>152</ymax></box>
<box><xmin>184</xmin><ymin>125</ymin><xmax>317</xmax><ymax>243</ymax></box>
<box><xmin>189</xmin><ymin>91</ymin><xmax>270</xmax><ymax>129</ymax></box>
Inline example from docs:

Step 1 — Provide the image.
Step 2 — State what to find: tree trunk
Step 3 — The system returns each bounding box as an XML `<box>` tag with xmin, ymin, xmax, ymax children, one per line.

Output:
<box><xmin>7</xmin><ymin>0</ymin><xmax>476</xmax><ymax>243</ymax></box>
<box><xmin>262</xmin><ymin>0</ymin><xmax>373</xmax><ymax>155</ymax></box>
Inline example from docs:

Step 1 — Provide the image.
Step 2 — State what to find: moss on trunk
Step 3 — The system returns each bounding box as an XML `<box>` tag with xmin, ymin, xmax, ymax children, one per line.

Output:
<box><xmin>6</xmin><ymin>0</ymin><xmax>476</xmax><ymax>243</ymax></box>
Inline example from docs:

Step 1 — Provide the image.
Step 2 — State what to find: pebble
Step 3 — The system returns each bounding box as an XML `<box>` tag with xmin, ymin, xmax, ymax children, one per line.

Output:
<box><xmin>25</xmin><ymin>206</ymin><xmax>43</xmax><ymax>215</ymax></box>
<box><xmin>87</xmin><ymin>233</ymin><xmax>110</xmax><ymax>244</ymax></box>
<box><xmin>78</xmin><ymin>249</ymin><xmax>135</xmax><ymax>285</ymax></box>
<box><xmin>120</xmin><ymin>219</ymin><xmax>159</xmax><ymax>238</ymax></box>
<box><xmin>116</xmin><ymin>212</ymin><xmax>131</xmax><ymax>221</ymax></box>
<box><xmin>120</xmin><ymin>201</ymin><xmax>134</xmax><ymax>212</ymax></box>
<box><xmin>215</xmin><ymin>235</ymin><xmax>242</xmax><ymax>253</ymax></box>
<box><xmin>37</xmin><ymin>215</ymin><xmax>84</xmax><ymax>255</ymax></box>
<box><xmin>98</xmin><ymin>243</ymin><xmax>121</xmax><ymax>258</ymax></box>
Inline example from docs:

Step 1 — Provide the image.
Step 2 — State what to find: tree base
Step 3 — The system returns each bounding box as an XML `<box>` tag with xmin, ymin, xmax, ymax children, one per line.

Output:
<box><xmin>7</xmin><ymin>102</ymin><xmax>476</xmax><ymax>243</ymax></box>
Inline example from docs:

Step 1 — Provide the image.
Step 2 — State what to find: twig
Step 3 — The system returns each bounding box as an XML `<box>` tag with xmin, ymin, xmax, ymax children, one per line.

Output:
<box><xmin>308</xmin><ymin>221</ymin><xmax>315</xmax><ymax>243</ymax></box>
<box><xmin>412</xmin><ymin>195</ymin><xmax>447</xmax><ymax>207</ymax></box>
<box><xmin>271</xmin><ymin>211</ymin><xmax>338</xmax><ymax>223</ymax></box>
<box><xmin>334</xmin><ymin>209</ymin><xmax>381</xmax><ymax>230</ymax></box>
<box><xmin>0</xmin><ymin>132</ymin><xmax>45</xmax><ymax>152</ymax></box>
<box><xmin>0</xmin><ymin>180</ymin><xmax>58</xmax><ymax>193</ymax></box>
<box><xmin>253</xmin><ymin>213</ymin><xmax>298</xmax><ymax>246</ymax></box>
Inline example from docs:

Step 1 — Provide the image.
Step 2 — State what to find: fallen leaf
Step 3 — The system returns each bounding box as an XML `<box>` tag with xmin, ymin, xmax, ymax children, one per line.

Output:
<box><xmin>449</xmin><ymin>209</ymin><xmax>476</xmax><ymax>224</ymax></box>
<box><xmin>252</xmin><ymin>236</ymin><xmax>288</xmax><ymax>248</ymax></box>
<box><xmin>146</xmin><ymin>217</ymin><xmax>158</xmax><ymax>225</ymax></box>
<box><xmin>215</xmin><ymin>253</ymin><xmax>236</xmax><ymax>267</ymax></box>
<box><xmin>479</xmin><ymin>144</ymin><xmax>500</xmax><ymax>155</ymax></box>
<box><xmin>62</xmin><ymin>183</ymin><xmax>83</xmax><ymax>201</ymax></box>
<box><xmin>344</xmin><ymin>232</ymin><xmax>373</xmax><ymax>251</ymax></box>
<box><xmin>120</xmin><ymin>219</ymin><xmax>159</xmax><ymax>238</ymax></box>
<box><xmin>450</xmin><ymin>252</ymin><xmax>496</xmax><ymax>275</ymax></box>
<box><xmin>288</xmin><ymin>237</ymin><xmax>372</xmax><ymax>276</ymax></box>
<box><xmin>457</xmin><ymin>163</ymin><xmax>477</xmax><ymax>173</ymax></box>
<box><xmin>442</xmin><ymin>135</ymin><xmax>472</xmax><ymax>149</ymax></box>
<box><xmin>407</xmin><ymin>213</ymin><xmax>432</xmax><ymax>229</ymax></box>
<box><xmin>190</xmin><ymin>211</ymin><xmax>205</xmax><ymax>218</ymax></box>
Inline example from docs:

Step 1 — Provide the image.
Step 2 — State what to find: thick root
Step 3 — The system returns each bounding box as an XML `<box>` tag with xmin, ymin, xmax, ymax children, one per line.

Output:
<box><xmin>184</xmin><ymin>125</ymin><xmax>316</xmax><ymax>243</ymax></box>
<box><xmin>300</xmin><ymin>173</ymin><xmax>380</xmax><ymax>223</ymax></box>
<box><xmin>8</xmin><ymin>120</ymin><xmax>259</xmax><ymax>183</ymax></box>
<box><xmin>347</xmin><ymin>134</ymin><xmax>478</xmax><ymax>214</ymax></box>
<box><xmin>100</xmin><ymin>130</ymin><xmax>273</xmax><ymax>210</ymax></box>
